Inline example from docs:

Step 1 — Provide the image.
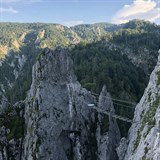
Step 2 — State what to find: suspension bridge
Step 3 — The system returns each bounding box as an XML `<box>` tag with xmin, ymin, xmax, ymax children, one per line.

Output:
<box><xmin>90</xmin><ymin>92</ymin><xmax>156</xmax><ymax>127</ymax></box>
<box><xmin>92</xmin><ymin>107</ymin><xmax>133</xmax><ymax>123</ymax></box>
<box><xmin>90</xmin><ymin>92</ymin><xmax>136</xmax><ymax>123</ymax></box>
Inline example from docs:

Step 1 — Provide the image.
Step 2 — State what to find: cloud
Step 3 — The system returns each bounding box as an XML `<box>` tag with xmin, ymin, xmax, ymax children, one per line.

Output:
<box><xmin>0</xmin><ymin>0</ymin><xmax>42</xmax><ymax>14</ymax></box>
<box><xmin>62</xmin><ymin>20</ymin><xmax>84</xmax><ymax>27</ymax></box>
<box><xmin>1</xmin><ymin>0</ymin><xmax>42</xmax><ymax>3</ymax></box>
<box><xmin>0</xmin><ymin>7</ymin><xmax>18</xmax><ymax>13</ymax></box>
<box><xmin>112</xmin><ymin>0</ymin><xmax>160</xmax><ymax>24</ymax></box>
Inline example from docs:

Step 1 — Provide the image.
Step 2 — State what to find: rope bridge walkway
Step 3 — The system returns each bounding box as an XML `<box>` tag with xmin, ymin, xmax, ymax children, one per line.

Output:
<box><xmin>91</xmin><ymin>92</ymin><xmax>136</xmax><ymax>123</ymax></box>
<box><xmin>90</xmin><ymin>92</ymin><xmax>156</xmax><ymax>127</ymax></box>
<box><xmin>92</xmin><ymin>107</ymin><xmax>133</xmax><ymax>123</ymax></box>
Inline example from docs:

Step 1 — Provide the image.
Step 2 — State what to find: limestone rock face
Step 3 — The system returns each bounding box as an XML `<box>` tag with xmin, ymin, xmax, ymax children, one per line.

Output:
<box><xmin>23</xmin><ymin>48</ymin><xmax>120</xmax><ymax>160</ymax></box>
<box><xmin>96</xmin><ymin>86</ymin><xmax>121</xmax><ymax>160</ymax></box>
<box><xmin>124</xmin><ymin>53</ymin><xmax>160</xmax><ymax>160</ymax></box>
<box><xmin>116</xmin><ymin>137</ymin><xmax>128</xmax><ymax>160</ymax></box>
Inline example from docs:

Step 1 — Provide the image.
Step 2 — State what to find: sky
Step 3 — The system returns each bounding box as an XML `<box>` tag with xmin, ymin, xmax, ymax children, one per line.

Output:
<box><xmin>0</xmin><ymin>0</ymin><xmax>160</xmax><ymax>26</ymax></box>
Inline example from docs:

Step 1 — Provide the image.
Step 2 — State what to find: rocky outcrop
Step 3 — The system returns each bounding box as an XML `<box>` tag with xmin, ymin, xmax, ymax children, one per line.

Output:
<box><xmin>96</xmin><ymin>86</ymin><xmax>120</xmax><ymax>160</ymax></box>
<box><xmin>35</xmin><ymin>30</ymin><xmax>45</xmax><ymax>44</ymax></box>
<box><xmin>12</xmin><ymin>40</ymin><xmax>20</xmax><ymax>50</ymax></box>
<box><xmin>23</xmin><ymin>48</ymin><xmax>120</xmax><ymax>160</ymax></box>
<box><xmin>0</xmin><ymin>45</ymin><xmax>8</xmax><ymax>58</ymax></box>
<box><xmin>124</xmin><ymin>51</ymin><xmax>160</xmax><ymax>160</ymax></box>
<box><xmin>19</xmin><ymin>32</ymin><xmax>26</xmax><ymax>42</ymax></box>
<box><xmin>116</xmin><ymin>137</ymin><xmax>128</xmax><ymax>160</ymax></box>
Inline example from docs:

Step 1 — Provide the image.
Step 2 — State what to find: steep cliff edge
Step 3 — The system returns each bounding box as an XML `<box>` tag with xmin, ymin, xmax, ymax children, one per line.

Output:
<box><xmin>23</xmin><ymin>48</ymin><xmax>120</xmax><ymax>160</ymax></box>
<box><xmin>124</xmin><ymin>50</ymin><xmax>160</xmax><ymax>160</ymax></box>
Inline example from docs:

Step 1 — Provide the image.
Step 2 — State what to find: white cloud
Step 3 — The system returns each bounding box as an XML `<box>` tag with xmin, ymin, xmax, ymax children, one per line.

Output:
<box><xmin>0</xmin><ymin>7</ymin><xmax>18</xmax><ymax>13</ymax></box>
<box><xmin>112</xmin><ymin>0</ymin><xmax>160</xmax><ymax>24</ymax></box>
<box><xmin>0</xmin><ymin>0</ymin><xmax>42</xmax><ymax>14</ymax></box>
<box><xmin>62</xmin><ymin>20</ymin><xmax>84</xmax><ymax>27</ymax></box>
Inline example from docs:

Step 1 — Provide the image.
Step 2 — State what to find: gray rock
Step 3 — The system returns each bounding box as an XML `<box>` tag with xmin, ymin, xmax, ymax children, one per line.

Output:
<box><xmin>23</xmin><ymin>48</ymin><xmax>121</xmax><ymax>160</ymax></box>
<box><xmin>116</xmin><ymin>137</ymin><xmax>128</xmax><ymax>160</ymax></box>
<box><xmin>96</xmin><ymin>85</ymin><xmax>121</xmax><ymax>160</ymax></box>
<box><xmin>124</xmin><ymin>52</ymin><xmax>160</xmax><ymax>160</ymax></box>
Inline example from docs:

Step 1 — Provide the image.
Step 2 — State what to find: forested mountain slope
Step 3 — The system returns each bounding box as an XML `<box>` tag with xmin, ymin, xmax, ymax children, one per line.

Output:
<box><xmin>0</xmin><ymin>20</ymin><xmax>159</xmax><ymax>105</ymax></box>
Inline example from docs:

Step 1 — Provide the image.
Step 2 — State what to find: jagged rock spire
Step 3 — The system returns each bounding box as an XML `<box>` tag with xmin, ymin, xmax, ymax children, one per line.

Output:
<box><xmin>33</xmin><ymin>47</ymin><xmax>77</xmax><ymax>84</ymax></box>
<box><xmin>23</xmin><ymin>48</ymin><xmax>121</xmax><ymax>160</ymax></box>
<box><xmin>98</xmin><ymin>85</ymin><xmax>115</xmax><ymax>113</ymax></box>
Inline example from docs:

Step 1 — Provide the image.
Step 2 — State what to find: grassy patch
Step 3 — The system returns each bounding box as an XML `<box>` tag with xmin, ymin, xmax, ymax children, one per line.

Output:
<box><xmin>133</xmin><ymin>129</ymin><xmax>141</xmax><ymax>152</ymax></box>
<box><xmin>133</xmin><ymin>95</ymin><xmax>160</xmax><ymax>152</ymax></box>
<box><xmin>142</xmin><ymin>96</ymin><xmax>160</xmax><ymax>126</ymax></box>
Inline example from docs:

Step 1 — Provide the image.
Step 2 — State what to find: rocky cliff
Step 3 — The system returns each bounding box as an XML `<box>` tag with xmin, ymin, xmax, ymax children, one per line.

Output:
<box><xmin>22</xmin><ymin>48</ymin><xmax>120</xmax><ymax>160</ymax></box>
<box><xmin>124</xmin><ymin>50</ymin><xmax>160</xmax><ymax>160</ymax></box>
